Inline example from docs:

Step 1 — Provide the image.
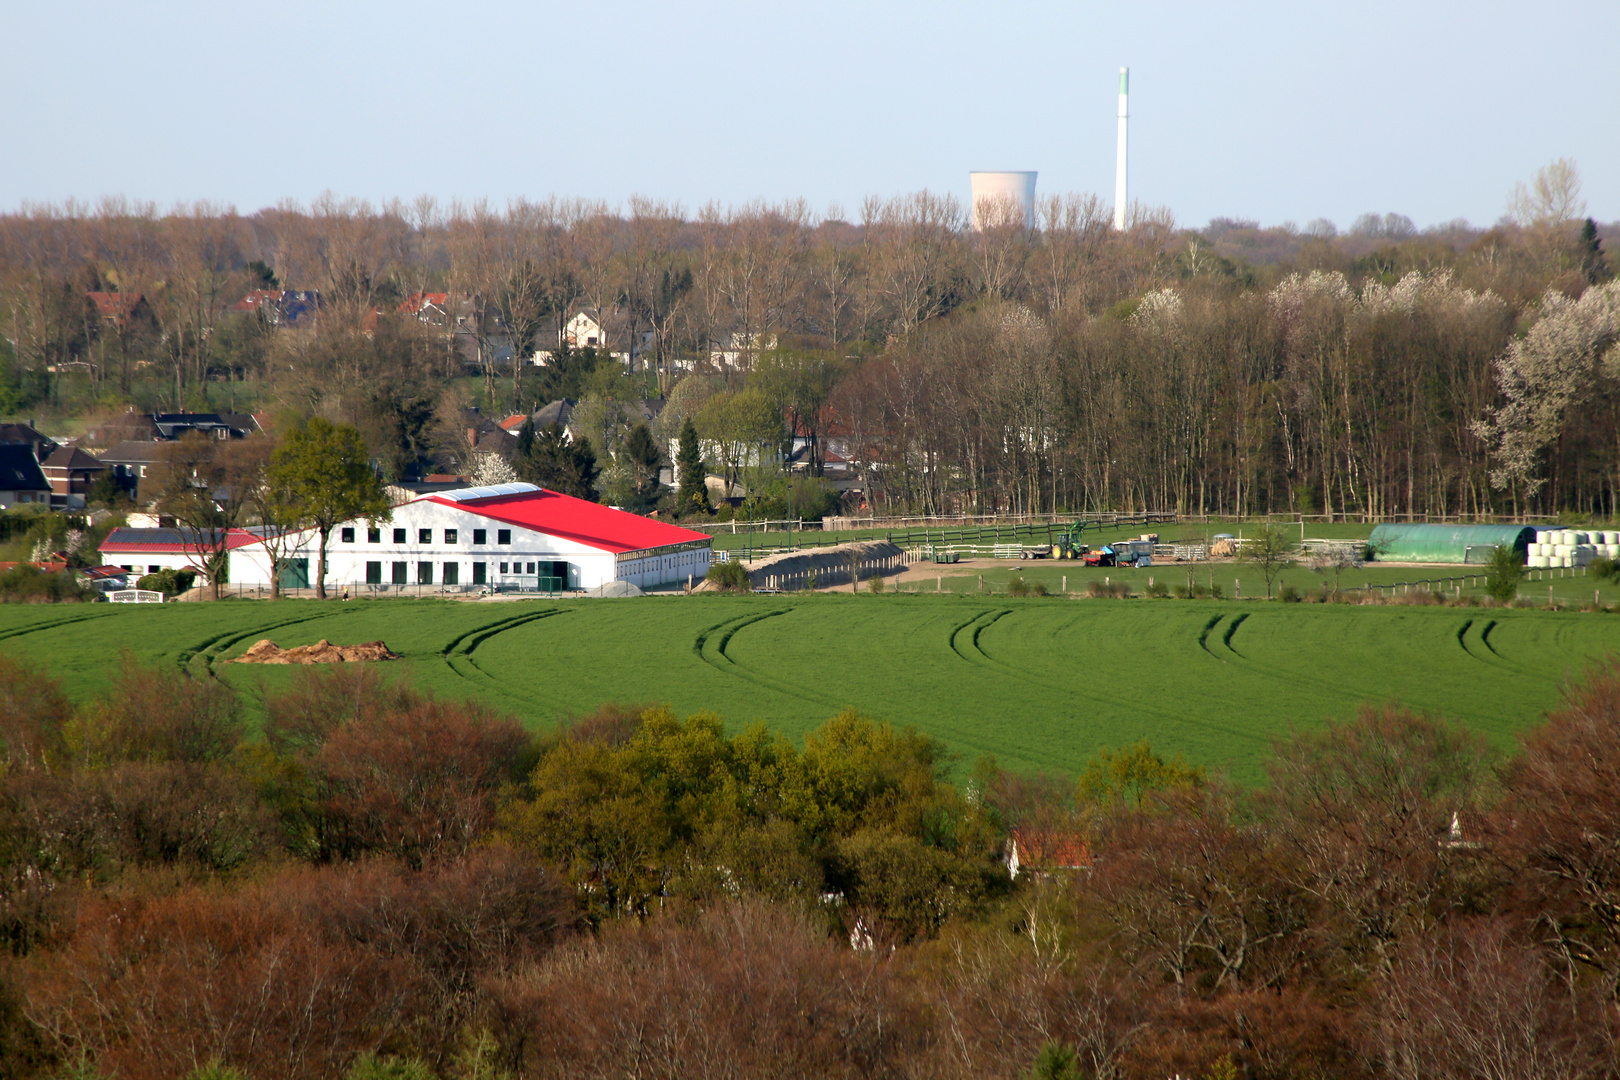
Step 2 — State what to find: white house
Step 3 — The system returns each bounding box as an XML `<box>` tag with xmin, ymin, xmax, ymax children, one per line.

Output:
<box><xmin>227</xmin><ymin>482</ymin><xmax>711</xmax><ymax>593</ymax></box>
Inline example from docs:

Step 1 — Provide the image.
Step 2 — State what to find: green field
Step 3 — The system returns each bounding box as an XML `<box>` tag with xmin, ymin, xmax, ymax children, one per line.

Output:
<box><xmin>5</xmin><ymin>593</ymin><xmax>1617</xmax><ymax>783</ymax></box>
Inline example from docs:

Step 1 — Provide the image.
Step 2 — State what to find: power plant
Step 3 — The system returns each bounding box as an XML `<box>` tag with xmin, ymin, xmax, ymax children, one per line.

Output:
<box><xmin>1114</xmin><ymin>67</ymin><xmax>1128</xmax><ymax>230</ymax></box>
<box><xmin>969</xmin><ymin>66</ymin><xmax>1128</xmax><ymax>232</ymax></box>
<box><xmin>969</xmin><ymin>171</ymin><xmax>1037</xmax><ymax>230</ymax></box>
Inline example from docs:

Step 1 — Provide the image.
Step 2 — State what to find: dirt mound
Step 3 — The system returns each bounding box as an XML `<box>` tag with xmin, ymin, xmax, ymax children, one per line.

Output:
<box><xmin>231</xmin><ymin>638</ymin><xmax>399</xmax><ymax>664</ymax></box>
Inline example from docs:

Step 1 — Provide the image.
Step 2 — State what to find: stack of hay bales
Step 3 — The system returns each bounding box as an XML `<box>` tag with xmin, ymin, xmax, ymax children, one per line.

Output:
<box><xmin>1526</xmin><ymin>528</ymin><xmax>1618</xmax><ymax>569</ymax></box>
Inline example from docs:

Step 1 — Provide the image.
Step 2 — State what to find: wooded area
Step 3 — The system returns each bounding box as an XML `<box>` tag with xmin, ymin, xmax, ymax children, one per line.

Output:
<box><xmin>5</xmin><ymin>653</ymin><xmax>1620</xmax><ymax>1079</ymax></box>
<box><xmin>1</xmin><ymin>164</ymin><xmax>1614</xmax><ymax>520</ymax></box>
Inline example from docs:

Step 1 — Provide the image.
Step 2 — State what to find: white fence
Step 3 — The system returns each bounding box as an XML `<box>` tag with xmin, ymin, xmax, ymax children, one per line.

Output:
<box><xmin>107</xmin><ymin>589</ymin><xmax>164</xmax><ymax>604</ymax></box>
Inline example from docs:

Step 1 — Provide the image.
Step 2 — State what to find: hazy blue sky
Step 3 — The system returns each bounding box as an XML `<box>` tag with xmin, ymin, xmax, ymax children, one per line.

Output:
<box><xmin>4</xmin><ymin>0</ymin><xmax>1615</xmax><ymax>229</ymax></box>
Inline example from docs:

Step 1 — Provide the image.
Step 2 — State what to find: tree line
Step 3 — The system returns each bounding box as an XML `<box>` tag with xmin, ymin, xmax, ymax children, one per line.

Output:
<box><xmin>4</xmin><ymin>652</ymin><xmax>1620</xmax><ymax>1078</ymax></box>
<box><xmin>1</xmin><ymin>161</ymin><xmax>1614</xmax><ymax>518</ymax></box>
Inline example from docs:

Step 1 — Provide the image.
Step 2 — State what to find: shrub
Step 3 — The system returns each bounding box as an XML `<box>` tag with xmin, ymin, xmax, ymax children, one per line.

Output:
<box><xmin>705</xmin><ymin>561</ymin><xmax>751</xmax><ymax>592</ymax></box>
<box><xmin>0</xmin><ymin>565</ymin><xmax>92</xmax><ymax>604</ymax></box>
<box><xmin>1278</xmin><ymin>584</ymin><xmax>1301</xmax><ymax>603</ymax></box>
<box><xmin>1087</xmin><ymin>580</ymin><xmax>1130</xmax><ymax>599</ymax></box>
<box><xmin>136</xmin><ymin>567</ymin><xmax>196</xmax><ymax>596</ymax></box>
<box><xmin>1007</xmin><ymin>576</ymin><xmax>1029</xmax><ymax>597</ymax></box>
<box><xmin>69</xmin><ymin>654</ymin><xmax>243</xmax><ymax>766</ymax></box>
<box><xmin>1029</xmin><ymin>580</ymin><xmax>1048</xmax><ymax>597</ymax></box>
<box><xmin>1145</xmin><ymin>579</ymin><xmax>1169</xmax><ymax>598</ymax></box>
<box><xmin>1588</xmin><ymin>556</ymin><xmax>1620</xmax><ymax>584</ymax></box>
<box><xmin>867</xmin><ymin>572</ymin><xmax>884</xmax><ymax>594</ymax></box>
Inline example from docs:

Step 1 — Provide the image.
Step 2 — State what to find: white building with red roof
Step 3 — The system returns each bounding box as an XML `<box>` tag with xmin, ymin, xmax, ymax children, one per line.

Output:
<box><xmin>225</xmin><ymin>483</ymin><xmax>711</xmax><ymax>593</ymax></box>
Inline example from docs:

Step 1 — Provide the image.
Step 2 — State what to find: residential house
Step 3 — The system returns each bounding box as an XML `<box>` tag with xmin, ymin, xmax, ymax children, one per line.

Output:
<box><xmin>1005</xmin><ymin>828</ymin><xmax>1092</xmax><ymax>880</ymax></box>
<box><xmin>151</xmin><ymin>412</ymin><xmax>258</xmax><ymax>440</ymax></box>
<box><xmin>87</xmin><ymin>291</ymin><xmax>152</xmax><ymax>328</ymax></box>
<box><xmin>0</xmin><ymin>445</ymin><xmax>52</xmax><ymax>509</ymax></box>
<box><xmin>400</xmin><ymin>292</ymin><xmax>453</xmax><ymax>327</ymax></box>
<box><xmin>709</xmin><ymin>331</ymin><xmax>777</xmax><ymax>369</ymax></box>
<box><xmin>223</xmin><ymin>289</ymin><xmax>322</xmax><ymax>327</ymax></box>
<box><xmin>0</xmin><ymin>422</ymin><xmax>58</xmax><ymax>462</ymax></box>
<box><xmin>98</xmin><ymin>441</ymin><xmax>168</xmax><ymax>501</ymax></box>
<box><xmin>40</xmin><ymin>447</ymin><xmax>107</xmax><ymax>510</ymax></box>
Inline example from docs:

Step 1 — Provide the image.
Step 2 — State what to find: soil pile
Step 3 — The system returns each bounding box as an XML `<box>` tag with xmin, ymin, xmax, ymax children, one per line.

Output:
<box><xmin>231</xmin><ymin>638</ymin><xmax>399</xmax><ymax>664</ymax></box>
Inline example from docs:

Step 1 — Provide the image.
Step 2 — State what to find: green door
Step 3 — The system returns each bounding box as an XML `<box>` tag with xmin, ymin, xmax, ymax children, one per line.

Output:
<box><xmin>278</xmin><ymin>558</ymin><xmax>310</xmax><ymax>589</ymax></box>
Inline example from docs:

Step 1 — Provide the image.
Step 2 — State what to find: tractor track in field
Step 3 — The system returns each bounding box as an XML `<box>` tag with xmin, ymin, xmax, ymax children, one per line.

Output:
<box><xmin>441</xmin><ymin>609</ymin><xmax>569</xmax><ymax>689</ymax></box>
<box><xmin>1471</xmin><ymin>618</ymin><xmax>1549</xmax><ymax>681</ymax></box>
<box><xmin>949</xmin><ymin>607</ymin><xmax>1267</xmax><ymax>743</ymax></box>
<box><xmin>691</xmin><ymin>609</ymin><xmax>846</xmax><ymax>709</ymax></box>
<box><xmin>0</xmin><ymin>608</ymin><xmax>119</xmax><ymax>643</ymax></box>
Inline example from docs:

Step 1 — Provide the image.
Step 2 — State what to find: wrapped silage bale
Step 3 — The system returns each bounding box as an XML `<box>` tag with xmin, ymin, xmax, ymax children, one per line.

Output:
<box><xmin>1529</xmin><ymin>555</ymin><xmax>1549</xmax><ymax>568</ymax></box>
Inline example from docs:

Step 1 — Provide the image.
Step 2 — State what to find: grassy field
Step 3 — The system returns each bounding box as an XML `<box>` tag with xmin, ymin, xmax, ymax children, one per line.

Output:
<box><xmin>5</xmin><ymin>592</ymin><xmax>1617</xmax><ymax>784</ymax></box>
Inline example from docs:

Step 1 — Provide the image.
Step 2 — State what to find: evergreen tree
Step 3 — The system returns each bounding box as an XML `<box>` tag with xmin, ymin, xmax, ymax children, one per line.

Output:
<box><xmin>620</xmin><ymin>422</ymin><xmax>662</xmax><ymax>510</ymax></box>
<box><xmin>516</xmin><ymin>422</ymin><xmax>599</xmax><ymax>501</ymax></box>
<box><xmin>675</xmin><ymin>417</ymin><xmax>707</xmax><ymax>517</ymax></box>
<box><xmin>1580</xmin><ymin>218</ymin><xmax>1611</xmax><ymax>284</ymax></box>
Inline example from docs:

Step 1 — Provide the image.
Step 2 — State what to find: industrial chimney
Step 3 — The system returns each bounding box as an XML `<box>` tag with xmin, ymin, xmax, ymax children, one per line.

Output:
<box><xmin>1113</xmin><ymin>67</ymin><xmax>1128</xmax><ymax>231</ymax></box>
<box><xmin>969</xmin><ymin>171</ymin><xmax>1038</xmax><ymax>231</ymax></box>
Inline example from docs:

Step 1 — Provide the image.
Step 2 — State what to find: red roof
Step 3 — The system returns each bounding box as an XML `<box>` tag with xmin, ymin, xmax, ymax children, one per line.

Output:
<box><xmin>400</xmin><ymin>292</ymin><xmax>450</xmax><ymax>315</ymax></box>
<box><xmin>227</xmin><ymin>289</ymin><xmax>282</xmax><ymax>313</ymax></box>
<box><xmin>1010</xmin><ymin>829</ymin><xmax>1092</xmax><ymax>869</ymax></box>
<box><xmin>423</xmin><ymin>488</ymin><xmax>710</xmax><ymax>555</ymax></box>
<box><xmin>88</xmin><ymin>291</ymin><xmax>144</xmax><ymax>322</ymax></box>
<box><xmin>100</xmin><ymin>527</ymin><xmax>262</xmax><ymax>555</ymax></box>
<box><xmin>498</xmin><ymin>414</ymin><xmax>529</xmax><ymax>432</ymax></box>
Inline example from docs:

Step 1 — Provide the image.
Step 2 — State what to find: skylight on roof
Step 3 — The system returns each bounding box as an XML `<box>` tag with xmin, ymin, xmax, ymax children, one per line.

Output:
<box><xmin>431</xmin><ymin>482</ymin><xmax>541</xmax><ymax>502</ymax></box>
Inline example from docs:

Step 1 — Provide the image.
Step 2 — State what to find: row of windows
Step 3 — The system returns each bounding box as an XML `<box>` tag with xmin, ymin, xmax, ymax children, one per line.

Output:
<box><xmin>362</xmin><ymin>561</ymin><xmax>569</xmax><ymax>585</ymax></box>
<box><xmin>340</xmin><ymin>526</ymin><xmax>513</xmax><ymax>545</ymax></box>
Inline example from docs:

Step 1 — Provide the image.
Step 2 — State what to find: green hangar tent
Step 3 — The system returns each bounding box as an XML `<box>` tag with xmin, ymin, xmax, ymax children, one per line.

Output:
<box><xmin>1367</xmin><ymin>523</ymin><xmax>1535</xmax><ymax>564</ymax></box>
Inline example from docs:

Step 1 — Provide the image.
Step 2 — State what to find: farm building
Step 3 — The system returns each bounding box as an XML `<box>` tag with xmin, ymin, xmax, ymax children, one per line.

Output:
<box><xmin>99</xmin><ymin>527</ymin><xmax>260</xmax><ymax>581</ymax></box>
<box><xmin>1367</xmin><ymin>523</ymin><xmax>1534</xmax><ymax>564</ymax></box>
<box><xmin>227</xmin><ymin>482</ymin><xmax>711</xmax><ymax>593</ymax></box>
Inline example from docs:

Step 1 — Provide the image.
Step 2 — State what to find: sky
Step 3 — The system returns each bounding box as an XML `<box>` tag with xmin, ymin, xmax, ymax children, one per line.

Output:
<box><xmin>3</xmin><ymin>0</ymin><xmax>1615</xmax><ymax>230</ymax></box>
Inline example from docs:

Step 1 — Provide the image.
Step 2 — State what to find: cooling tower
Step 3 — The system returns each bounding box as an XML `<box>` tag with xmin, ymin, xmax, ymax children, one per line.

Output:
<box><xmin>969</xmin><ymin>171</ymin><xmax>1037</xmax><ymax>230</ymax></box>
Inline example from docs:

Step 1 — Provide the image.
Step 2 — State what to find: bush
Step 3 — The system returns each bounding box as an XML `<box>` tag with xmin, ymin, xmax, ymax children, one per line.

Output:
<box><xmin>1029</xmin><ymin>580</ymin><xmax>1048</xmax><ymax>597</ymax></box>
<box><xmin>1588</xmin><ymin>556</ymin><xmax>1620</xmax><ymax>584</ymax></box>
<box><xmin>1087</xmin><ymin>580</ymin><xmax>1130</xmax><ymax>598</ymax></box>
<box><xmin>1145</xmin><ymin>579</ymin><xmax>1169</xmax><ymax>598</ymax></box>
<box><xmin>1278</xmin><ymin>584</ymin><xmax>1301</xmax><ymax>603</ymax></box>
<box><xmin>1007</xmin><ymin>576</ymin><xmax>1029</xmax><ymax>597</ymax></box>
<box><xmin>136</xmin><ymin>567</ymin><xmax>196</xmax><ymax>596</ymax></box>
<box><xmin>705</xmin><ymin>561</ymin><xmax>751</xmax><ymax>592</ymax></box>
<box><xmin>867</xmin><ymin>572</ymin><xmax>885</xmax><ymax>594</ymax></box>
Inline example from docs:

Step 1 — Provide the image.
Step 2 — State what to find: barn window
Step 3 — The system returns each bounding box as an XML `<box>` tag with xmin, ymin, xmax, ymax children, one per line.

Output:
<box><xmin>394</xmin><ymin>528</ymin><xmax>406</xmax><ymax>543</ymax></box>
<box><xmin>526</xmin><ymin>562</ymin><xmax>535</xmax><ymax>574</ymax></box>
<box><xmin>418</xmin><ymin>562</ymin><xmax>433</xmax><ymax>584</ymax></box>
<box><xmin>365</xmin><ymin>562</ymin><xmax>381</xmax><ymax>584</ymax></box>
<box><xmin>472</xmin><ymin>562</ymin><xmax>486</xmax><ymax>585</ymax></box>
<box><xmin>473</xmin><ymin>529</ymin><xmax>486</xmax><ymax>544</ymax></box>
<box><xmin>444</xmin><ymin>529</ymin><xmax>458</xmax><ymax>543</ymax></box>
<box><xmin>499</xmin><ymin>562</ymin><xmax>508</xmax><ymax>574</ymax></box>
<box><xmin>498</xmin><ymin>529</ymin><xmax>511</xmax><ymax>544</ymax></box>
<box><xmin>419</xmin><ymin>529</ymin><xmax>432</xmax><ymax>544</ymax></box>
<box><xmin>443</xmin><ymin>562</ymin><xmax>459</xmax><ymax>585</ymax></box>
<box><xmin>340</xmin><ymin>527</ymin><xmax>355</xmax><ymax>543</ymax></box>
<box><xmin>368</xmin><ymin>528</ymin><xmax>380</xmax><ymax>543</ymax></box>
<box><xmin>391</xmin><ymin>562</ymin><xmax>407</xmax><ymax>584</ymax></box>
